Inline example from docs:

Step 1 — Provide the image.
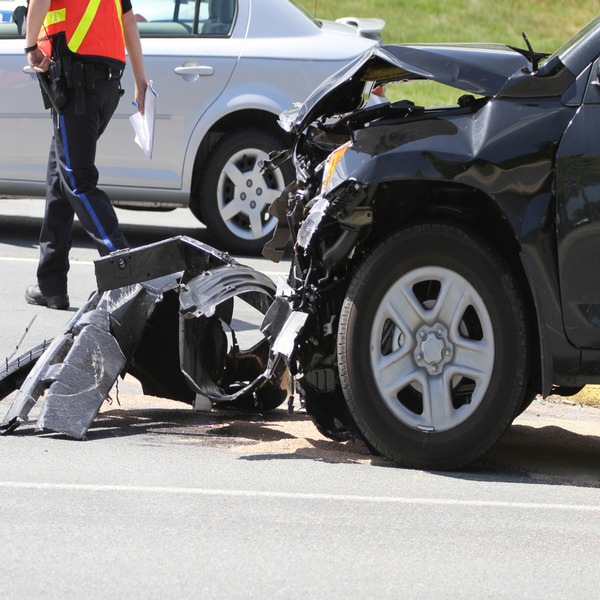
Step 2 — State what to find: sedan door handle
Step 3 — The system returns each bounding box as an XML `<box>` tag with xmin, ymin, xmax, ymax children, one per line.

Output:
<box><xmin>174</xmin><ymin>65</ymin><xmax>214</xmax><ymax>77</ymax></box>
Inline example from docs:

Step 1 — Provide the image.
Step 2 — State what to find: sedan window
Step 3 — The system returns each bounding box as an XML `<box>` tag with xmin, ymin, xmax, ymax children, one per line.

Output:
<box><xmin>0</xmin><ymin>22</ymin><xmax>18</xmax><ymax>37</ymax></box>
<box><xmin>135</xmin><ymin>0</ymin><xmax>236</xmax><ymax>37</ymax></box>
<box><xmin>0</xmin><ymin>0</ymin><xmax>26</xmax><ymax>36</ymax></box>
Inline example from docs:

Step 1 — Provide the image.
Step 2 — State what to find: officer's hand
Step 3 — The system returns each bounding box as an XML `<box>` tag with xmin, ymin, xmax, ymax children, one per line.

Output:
<box><xmin>134</xmin><ymin>81</ymin><xmax>148</xmax><ymax>116</ymax></box>
<box><xmin>28</xmin><ymin>48</ymin><xmax>50</xmax><ymax>73</ymax></box>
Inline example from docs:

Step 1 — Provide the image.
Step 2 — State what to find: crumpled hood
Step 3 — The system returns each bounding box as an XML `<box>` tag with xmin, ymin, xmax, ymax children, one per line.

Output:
<box><xmin>379</xmin><ymin>43</ymin><xmax>532</xmax><ymax>93</ymax></box>
<box><xmin>283</xmin><ymin>42</ymin><xmax>533</xmax><ymax>133</ymax></box>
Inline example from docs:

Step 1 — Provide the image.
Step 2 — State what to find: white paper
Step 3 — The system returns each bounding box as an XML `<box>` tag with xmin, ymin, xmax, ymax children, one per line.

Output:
<box><xmin>129</xmin><ymin>81</ymin><xmax>157</xmax><ymax>159</ymax></box>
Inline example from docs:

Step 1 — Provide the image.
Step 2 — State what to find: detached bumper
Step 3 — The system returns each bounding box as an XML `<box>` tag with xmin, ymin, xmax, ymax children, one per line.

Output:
<box><xmin>0</xmin><ymin>237</ymin><xmax>300</xmax><ymax>438</ymax></box>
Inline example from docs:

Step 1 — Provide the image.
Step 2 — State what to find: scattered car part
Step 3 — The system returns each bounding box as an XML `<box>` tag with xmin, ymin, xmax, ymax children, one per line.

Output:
<box><xmin>0</xmin><ymin>238</ymin><xmax>290</xmax><ymax>437</ymax></box>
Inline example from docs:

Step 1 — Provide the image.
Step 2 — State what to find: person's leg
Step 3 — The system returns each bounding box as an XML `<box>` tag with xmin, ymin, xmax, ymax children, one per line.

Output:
<box><xmin>28</xmin><ymin>78</ymin><xmax>127</xmax><ymax>309</ymax></box>
<box><xmin>35</xmin><ymin>120</ymin><xmax>75</xmax><ymax>298</ymax></box>
<box><xmin>55</xmin><ymin>78</ymin><xmax>128</xmax><ymax>257</ymax></box>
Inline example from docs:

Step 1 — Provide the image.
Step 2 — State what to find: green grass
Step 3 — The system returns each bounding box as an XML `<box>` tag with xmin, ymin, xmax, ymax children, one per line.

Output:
<box><xmin>296</xmin><ymin>0</ymin><xmax>597</xmax><ymax>105</ymax></box>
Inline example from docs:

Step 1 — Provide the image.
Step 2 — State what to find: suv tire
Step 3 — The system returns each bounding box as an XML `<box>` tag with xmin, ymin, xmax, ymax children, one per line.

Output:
<box><xmin>337</xmin><ymin>223</ymin><xmax>529</xmax><ymax>469</ymax></box>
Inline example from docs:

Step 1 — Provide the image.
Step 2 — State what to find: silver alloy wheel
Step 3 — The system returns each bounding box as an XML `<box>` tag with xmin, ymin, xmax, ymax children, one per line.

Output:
<box><xmin>370</xmin><ymin>266</ymin><xmax>495</xmax><ymax>432</ymax></box>
<box><xmin>216</xmin><ymin>148</ymin><xmax>285</xmax><ymax>242</ymax></box>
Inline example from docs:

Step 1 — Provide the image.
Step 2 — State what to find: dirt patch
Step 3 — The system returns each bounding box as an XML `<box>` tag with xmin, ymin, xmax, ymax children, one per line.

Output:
<box><xmin>550</xmin><ymin>385</ymin><xmax>600</xmax><ymax>408</ymax></box>
<box><xmin>98</xmin><ymin>390</ymin><xmax>387</xmax><ymax>465</ymax></box>
<box><xmin>94</xmin><ymin>375</ymin><xmax>600</xmax><ymax>477</ymax></box>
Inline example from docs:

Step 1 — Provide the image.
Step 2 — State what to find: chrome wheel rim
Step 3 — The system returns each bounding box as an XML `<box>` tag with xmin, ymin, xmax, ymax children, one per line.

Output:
<box><xmin>216</xmin><ymin>148</ymin><xmax>284</xmax><ymax>242</ymax></box>
<box><xmin>370</xmin><ymin>266</ymin><xmax>495</xmax><ymax>432</ymax></box>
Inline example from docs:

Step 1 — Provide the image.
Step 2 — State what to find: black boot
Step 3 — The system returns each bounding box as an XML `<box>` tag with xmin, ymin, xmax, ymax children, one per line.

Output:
<box><xmin>25</xmin><ymin>285</ymin><xmax>70</xmax><ymax>310</ymax></box>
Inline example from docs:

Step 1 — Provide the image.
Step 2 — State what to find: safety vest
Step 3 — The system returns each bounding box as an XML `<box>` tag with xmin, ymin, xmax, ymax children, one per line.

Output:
<box><xmin>38</xmin><ymin>0</ymin><xmax>125</xmax><ymax>63</ymax></box>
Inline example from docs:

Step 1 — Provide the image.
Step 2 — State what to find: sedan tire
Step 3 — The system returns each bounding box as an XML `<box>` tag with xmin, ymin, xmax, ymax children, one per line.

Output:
<box><xmin>337</xmin><ymin>223</ymin><xmax>529</xmax><ymax>469</ymax></box>
<box><xmin>197</xmin><ymin>128</ymin><xmax>293</xmax><ymax>255</ymax></box>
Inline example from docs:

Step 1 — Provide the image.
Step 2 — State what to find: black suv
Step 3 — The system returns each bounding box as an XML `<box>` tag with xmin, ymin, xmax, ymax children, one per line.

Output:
<box><xmin>262</xmin><ymin>14</ymin><xmax>600</xmax><ymax>468</ymax></box>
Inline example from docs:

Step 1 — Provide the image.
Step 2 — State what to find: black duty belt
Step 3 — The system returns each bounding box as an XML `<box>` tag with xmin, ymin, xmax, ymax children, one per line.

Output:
<box><xmin>67</xmin><ymin>62</ymin><xmax>125</xmax><ymax>115</ymax></box>
<box><xmin>93</xmin><ymin>64</ymin><xmax>124</xmax><ymax>80</ymax></box>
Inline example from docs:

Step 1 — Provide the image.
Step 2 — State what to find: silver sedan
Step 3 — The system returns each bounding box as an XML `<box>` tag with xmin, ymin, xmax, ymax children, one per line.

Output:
<box><xmin>0</xmin><ymin>0</ymin><xmax>385</xmax><ymax>254</ymax></box>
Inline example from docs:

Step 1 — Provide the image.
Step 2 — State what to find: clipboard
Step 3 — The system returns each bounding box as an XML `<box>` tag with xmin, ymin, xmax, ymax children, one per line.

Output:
<box><xmin>129</xmin><ymin>81</ymin><xmax>157</xmax><ymax>159</ymax></box>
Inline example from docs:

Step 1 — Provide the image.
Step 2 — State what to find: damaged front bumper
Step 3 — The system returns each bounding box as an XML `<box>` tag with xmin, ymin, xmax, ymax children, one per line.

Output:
<box><xmin>0</xmin><ymin>236</ymin><xmax>303</xmax><ymax>439</ymax></box>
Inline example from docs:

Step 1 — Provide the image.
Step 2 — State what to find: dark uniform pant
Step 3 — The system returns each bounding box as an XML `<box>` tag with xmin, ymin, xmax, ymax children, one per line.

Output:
<box><xmin>37</xmin><ymin>77</ymin><xmax>128</xmax><ymax>297</ymax></box>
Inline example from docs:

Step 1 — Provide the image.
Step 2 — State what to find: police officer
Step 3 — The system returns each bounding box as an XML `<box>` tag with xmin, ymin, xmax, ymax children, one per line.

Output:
<box><xmin>23</xmin><ymin>0</ymin><xmax>148</xmax><ymax>310</ymax></box>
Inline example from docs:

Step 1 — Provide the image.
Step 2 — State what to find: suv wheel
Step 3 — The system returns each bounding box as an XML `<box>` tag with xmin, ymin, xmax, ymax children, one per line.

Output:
<box><xmin>197</xmin><ymin>128</ymin><xmax>292</xmax><ymax>255</ymax></box>
<box><xmin>337</xmin><ymin>223</ymin><xmax>528</xmax><ymax>469</ymax></box>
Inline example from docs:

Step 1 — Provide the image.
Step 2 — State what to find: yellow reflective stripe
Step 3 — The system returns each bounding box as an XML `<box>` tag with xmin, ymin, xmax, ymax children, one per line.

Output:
<box><xmin>43</xmin><ymin>8</ymin><xmax>66</xmax><ymax>28</ymax></box>
<box><xmin>69</xmin><ymin>0</ymin><xmax>102</xmax><ymax>53</ymax></box>
<box><xmin>114</xmin><ymin>0</ymin><xmax>124</xmax><ymax>40</ymax></box>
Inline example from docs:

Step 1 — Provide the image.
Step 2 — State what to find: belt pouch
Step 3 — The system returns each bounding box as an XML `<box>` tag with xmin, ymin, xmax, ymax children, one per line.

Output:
<box><xmin>62</xmin><ymin>54</ymin><xmax>73</xmax><ymax>89</ymax></box>
<box><xmin>37</xmin><ymin>73</ymin><xmax>53</xmax><ymax>111</ymax></box>
<box><xmin>84</xmin><ymin>63</ymin><xmax>95</xmax><ymax>91</ymax></box>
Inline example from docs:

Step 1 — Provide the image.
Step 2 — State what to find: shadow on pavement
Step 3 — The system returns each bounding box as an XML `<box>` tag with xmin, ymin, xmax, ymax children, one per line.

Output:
<box><xmin>33</xmin><ymin>393</ymin><xmax>600</xmax><ymax>486</ymax></box>
<box><xmin>0</xmin><ymin>213</ymin><xmax>212</xmax><ymax>250</ymax></box>
<box><xmin>2</xmin><ymin>390</ymin><xmax>599</xmax><ymax>485</ymax></box>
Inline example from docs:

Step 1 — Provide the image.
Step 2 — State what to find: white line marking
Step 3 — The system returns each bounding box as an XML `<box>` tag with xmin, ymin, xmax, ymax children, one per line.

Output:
<box><xmin>0</xmin><ymin>256</ymin><xmax>94</xmax><ymax>266</ymax></box>
<box><xmin>0</xmin><ymin>256</ymin><xmax>288</xmax><ymax>276</ymax></box>
<box><xmin>0</xmin><ymin>481</ymin><xmax>597</xmax><ymax>511</ymax></box>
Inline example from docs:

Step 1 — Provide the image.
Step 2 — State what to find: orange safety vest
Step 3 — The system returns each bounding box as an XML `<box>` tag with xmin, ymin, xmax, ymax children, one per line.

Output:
<box><xmin>38</xmin><ymin>0</ymin><xmax>126</xmax><ymax>63</ymax></box>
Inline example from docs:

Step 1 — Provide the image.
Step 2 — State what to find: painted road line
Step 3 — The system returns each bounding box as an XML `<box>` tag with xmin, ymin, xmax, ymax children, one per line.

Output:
<box><xmin>0</xmin><ymin>481</ymin><xmax>598</xmax><ymax>512</ymax></box>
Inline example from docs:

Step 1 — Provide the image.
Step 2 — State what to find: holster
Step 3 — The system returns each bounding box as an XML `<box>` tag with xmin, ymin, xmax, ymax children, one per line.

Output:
<box><xmin>38</xmin><ymin>33</ymin><xmax>96</xmax><ymax>116</ymax></box>
<box><xmin>50</xmin><ymin>59</ymin><xmax>68</xmax><ymax>111</ymax></box>
<box><xmin>37</xmin><ymin>65</ymin><xmax>67</xmax><ymax>115</ymax></box>
<box><xmin>37</xmin><ymin>33</ymin><xmax>69</xmax><ymax>114</ymax></box>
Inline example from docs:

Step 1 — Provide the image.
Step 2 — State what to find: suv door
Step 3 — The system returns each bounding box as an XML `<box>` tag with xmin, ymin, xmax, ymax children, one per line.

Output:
<box><xmin>556</xmin><ymin>56</ymin><xmax>600</xmax><ymax>348</ymax></box>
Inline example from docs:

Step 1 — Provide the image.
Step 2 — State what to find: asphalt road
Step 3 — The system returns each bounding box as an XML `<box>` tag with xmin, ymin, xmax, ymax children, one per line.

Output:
<box><xmin>1</xmin><ymin>199</ymin><xmax>600</xmax><ymax>599</ymax></box>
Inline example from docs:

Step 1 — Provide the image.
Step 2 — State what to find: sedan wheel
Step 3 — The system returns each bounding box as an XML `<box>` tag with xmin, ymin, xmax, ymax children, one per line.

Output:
<box><xmin>197</xmin><ymin>128</ymin><xmax>292</xmax><ymax>255</ymax></box>
<box><xmin>337</xmin><ymin>223</ymin><xmax>528</xmax><ymax>469</ymax></box>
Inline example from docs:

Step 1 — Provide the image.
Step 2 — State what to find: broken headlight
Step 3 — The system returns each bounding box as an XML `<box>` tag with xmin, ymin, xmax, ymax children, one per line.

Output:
<box><xmin>322</xmin><ymin>140</ymin><xmax>353</xmax><ymax>193</ymax></box>
<box><xmin>296</xmin><ymin>141</ymin><xmax>357</xmax><ymax>250</ymax></box>
<box><xmin>296</xmin><ymin>195</ymin><xmax>330</xmax><ymax>250</ymax></box>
